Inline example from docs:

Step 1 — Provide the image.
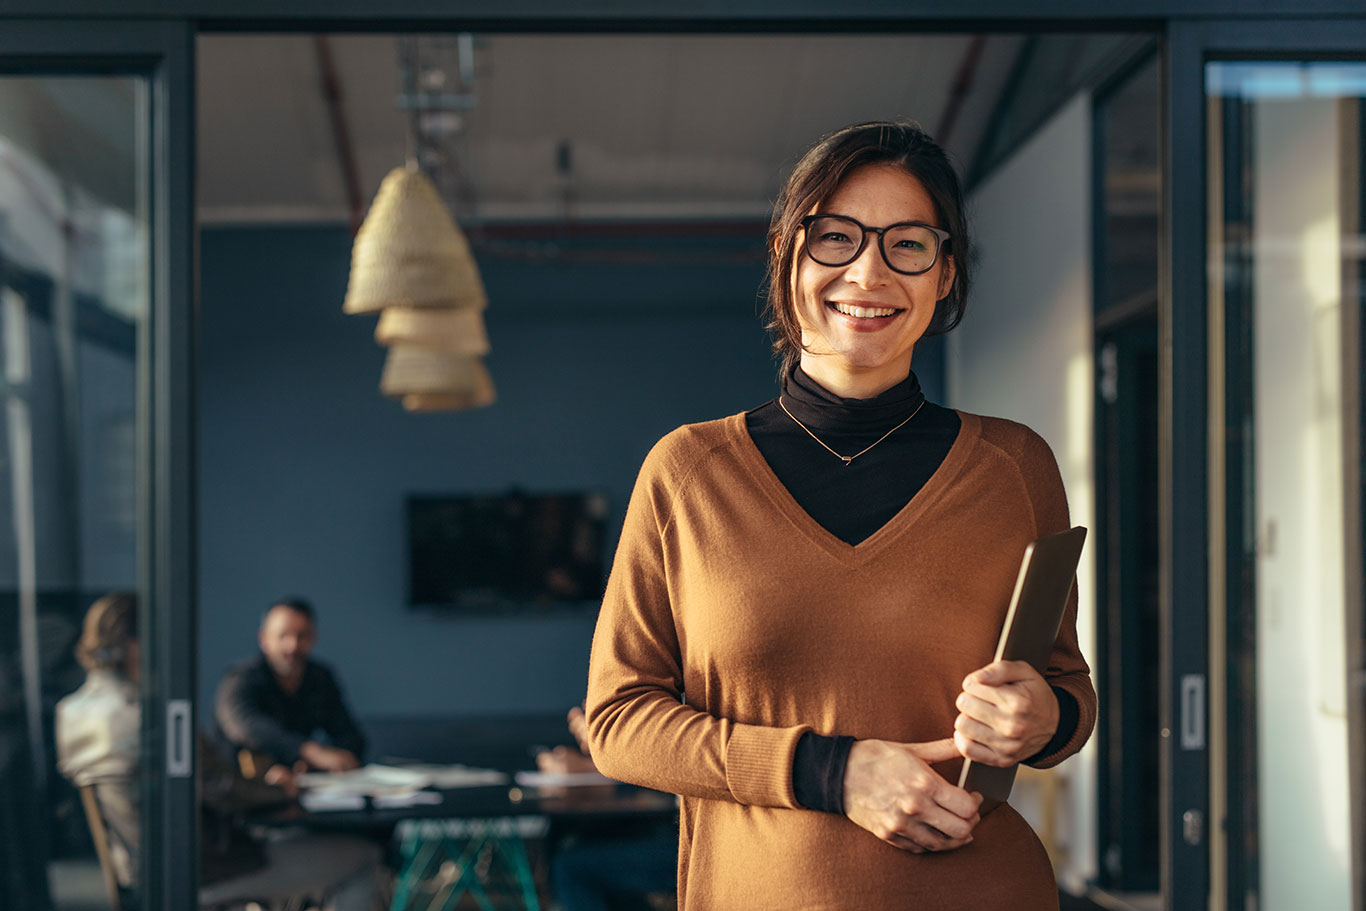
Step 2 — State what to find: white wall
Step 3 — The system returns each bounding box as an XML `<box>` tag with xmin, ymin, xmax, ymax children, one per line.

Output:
<box><xmin>1250</xmin><ymin>96</ymin><xmax>1352</xmax><ymax>910</ymax></box>
<box><xmin>948</xmin><ymin>93</ymin><xmax>1097</xmax><ymax>892</ymax></box>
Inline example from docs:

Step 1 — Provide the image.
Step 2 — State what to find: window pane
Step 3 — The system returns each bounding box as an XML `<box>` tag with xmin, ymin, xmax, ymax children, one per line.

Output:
<box><xmin>1207</xmin><ymin>61</ymin><xmax>1365</xmax><ymax>910</ymax></box>
<box><xmin>0</xmin><ymin>75</ymin><xmax>147</xmax><ymax>911</ymax></box>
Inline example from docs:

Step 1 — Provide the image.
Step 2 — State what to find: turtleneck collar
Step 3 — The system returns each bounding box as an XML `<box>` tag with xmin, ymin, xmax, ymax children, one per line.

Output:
<box><xmin>780</xmin><ymin>365</ymin><xmax>926</xmax><ymax>435</ymax></box>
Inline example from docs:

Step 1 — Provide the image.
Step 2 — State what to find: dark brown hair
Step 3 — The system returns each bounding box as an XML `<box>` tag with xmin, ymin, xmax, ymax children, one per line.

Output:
<box><xmin>76</xmin><ymin>592</ymin><xmax>138</xmax><ymax>672</ymax></box>
<box><xmin>763</xmin><ymin>121</ymin><xmax>973</xmax><ymax>374</ymax></box>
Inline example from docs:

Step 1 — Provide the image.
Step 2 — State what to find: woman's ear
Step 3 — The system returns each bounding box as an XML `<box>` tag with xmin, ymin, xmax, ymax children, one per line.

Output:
<box><xmin>937</xmin><ymin>255</ymin><xmax>957</xmax><ymax>302</ymax></box>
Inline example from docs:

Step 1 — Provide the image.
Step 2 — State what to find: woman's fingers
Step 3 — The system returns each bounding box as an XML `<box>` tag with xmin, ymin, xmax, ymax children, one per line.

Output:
<box><xmin>957</xmin><ymin>659</ymin><xmax>1060</xmax><ymax>764</ymax></box>
<box><xmin>892</xmin><ymin>823</ymin><xmax>974</xmax><ymax>853</ymax></box>
<box><xmin>954</xmin><ymin>729</ymin><xmax>1012</xmax><ymax>767</ymax></box>
<box><xmin>843</xmin><ymin>739</ymin><xmax>982</xmax><ymax>855</ymax></box>
<box><xmin>908</xmin><ymin>737</ymin><xmax>960</xmax><ymax>764</ymax></box>
<box><xmin>909</xmin><ymin>799</ymin><xmax>978</xmax><ymax>841</ymax></box>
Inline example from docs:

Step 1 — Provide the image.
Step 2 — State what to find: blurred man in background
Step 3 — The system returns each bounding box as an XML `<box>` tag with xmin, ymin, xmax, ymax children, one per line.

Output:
<box><xmin>215</xmin><ymin>597</ymin><xmax>366</xmax><ymax>773</ymax></box>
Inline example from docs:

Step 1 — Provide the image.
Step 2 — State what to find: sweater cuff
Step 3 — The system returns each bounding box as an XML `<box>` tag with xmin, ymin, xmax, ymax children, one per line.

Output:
<box><xmin>1024</xmin><ymin>686</ymin><xmax>1078</xmax><ymax>767</ymax></box>
<box><xmin>792</xmin><ymin>732</ymin><xmax>856</xmax><ymax>814</ymax></box>
<box><xmin>725</xmin><ymin>722</ymin><xmax>810</xmax><ymax>808</ymax></box>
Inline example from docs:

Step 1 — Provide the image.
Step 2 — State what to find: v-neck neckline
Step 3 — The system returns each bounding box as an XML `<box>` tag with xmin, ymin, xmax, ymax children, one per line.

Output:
<box><xmin>726</xmin><ymin>409</ymin><xmax>980</xmax><ymax>566</ymax></box>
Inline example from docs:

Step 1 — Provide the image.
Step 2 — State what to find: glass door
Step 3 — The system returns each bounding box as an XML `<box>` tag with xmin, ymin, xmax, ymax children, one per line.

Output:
<box><xmin>0</xmin><ymin>20</ymin><xmax>196</xmax><ymax>911</ymax></box>
<box><xmin>0</xmin><ymin>72</ymin><xmax>148</xmax><ymax>911</ymax></box>
<box><xmin>1207</xmin><ymin>59</ymin><xmax>1366</xmax><ymax>911</ymax></box>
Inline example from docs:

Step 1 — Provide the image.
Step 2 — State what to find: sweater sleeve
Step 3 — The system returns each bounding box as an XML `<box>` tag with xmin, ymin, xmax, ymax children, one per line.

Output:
<box><xmin>586</xmin><ymin>436</ymin><xmax>810</xmax><ymax>809</ymax></box>
<box><xmin>1015</xmin><ymin>429</ymin><xmax>1097</xmax><ymax>769</ymax></box>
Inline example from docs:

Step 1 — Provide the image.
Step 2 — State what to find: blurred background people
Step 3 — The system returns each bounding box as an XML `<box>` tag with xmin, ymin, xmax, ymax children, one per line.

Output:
<box><xmin>55</xmin><ymin>593</ymin><xmax>382</xmax><ymax>911</ymax></box>
<box><xmin>215</xmin><ymin>597</ymin><xmax>366</xmax><ymax>773</ymax></box>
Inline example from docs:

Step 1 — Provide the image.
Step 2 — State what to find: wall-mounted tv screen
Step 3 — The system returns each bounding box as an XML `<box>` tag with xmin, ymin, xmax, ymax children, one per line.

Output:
<box><xmin>407</xmin><ymin>491</ymin><xmax>610</xmax><ymax>611</ymax></box>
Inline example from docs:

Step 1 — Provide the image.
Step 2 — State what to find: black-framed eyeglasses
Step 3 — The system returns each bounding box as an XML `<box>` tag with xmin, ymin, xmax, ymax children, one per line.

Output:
<box><xmin>799</xmin><ymin>214</ymin><xmax>951</xmax><ymax>276</ymax></box>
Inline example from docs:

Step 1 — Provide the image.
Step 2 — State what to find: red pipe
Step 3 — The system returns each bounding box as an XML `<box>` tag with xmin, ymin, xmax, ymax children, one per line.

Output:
<box><xmin>314</xmin><ymin>35</ymin><xmax>365</xmax><ymax>236</ymax></box>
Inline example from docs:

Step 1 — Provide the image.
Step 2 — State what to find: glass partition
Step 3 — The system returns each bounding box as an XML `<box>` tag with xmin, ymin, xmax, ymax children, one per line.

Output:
<box><xmin>1207</xmin><ymin>60</ymin><xmax>1365</xmax><ymax>911</ymax></box>
<box><xmin>0</xmin><ymin>75</ymin><xmax>148</xmax><ymax>911</ymax></box>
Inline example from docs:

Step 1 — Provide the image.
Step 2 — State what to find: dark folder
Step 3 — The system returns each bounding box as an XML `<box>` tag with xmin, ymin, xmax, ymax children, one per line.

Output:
<box><xmin>956</xmin><ymin>525</ymin><xmax>1087</xmax><ymax>805</ymax></box>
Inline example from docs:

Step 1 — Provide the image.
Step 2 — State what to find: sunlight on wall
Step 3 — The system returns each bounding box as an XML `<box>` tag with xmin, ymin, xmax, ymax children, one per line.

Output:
<box><xmin>950</xmin><ymin>94</ymin><xmax>1096</xmax><ymax>892</ymax></box>
<box><xmin>1250</xmin><ymin>93</ymin><xmax>1352</xmax><ymax>907</ymax></box>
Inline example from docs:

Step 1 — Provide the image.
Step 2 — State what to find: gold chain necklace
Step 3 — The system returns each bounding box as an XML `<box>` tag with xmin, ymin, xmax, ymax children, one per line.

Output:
<box><xmin>777</xmin><ymin>395</ymin><xmax>926</xmax><ymax>467</ymax></box>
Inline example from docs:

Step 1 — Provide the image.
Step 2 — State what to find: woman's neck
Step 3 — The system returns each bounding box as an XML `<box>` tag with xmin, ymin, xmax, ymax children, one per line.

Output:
<box><xmin>797</xmin><ymin>355</ymin><xmax>912</xmax><ymax>400</ymax></box>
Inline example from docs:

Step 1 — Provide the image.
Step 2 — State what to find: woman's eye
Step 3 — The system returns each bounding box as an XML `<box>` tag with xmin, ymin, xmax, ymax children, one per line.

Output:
<box><xmin>821</xmin><ymin>232</ymin><xmax>851</xmax><ymax>243</ymax></box>
<box><xmin>893</xmin><ymin>239</ymin><xmax>926</xmax><ymax>251</ymax></box>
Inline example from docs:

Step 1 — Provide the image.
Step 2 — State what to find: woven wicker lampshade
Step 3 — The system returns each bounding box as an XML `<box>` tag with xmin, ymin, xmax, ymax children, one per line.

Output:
<box><xmin>379</xmin><ymin>347</ymin><xmax>496</xmax><ymax>411</ymax></box>
<box><xmin>374</xmin><ymin>305</ymin><xmax>490</xmax><ymax>355</ymax></box>
<box><xmin>343</xmin><ymin>166</ymin><xmax>488</xmax><ymax>315</ymax></box>
<box><xmin>401</xmin><ymin>390</ymin><xmax>494</xmax><ymax>412</ymax></box>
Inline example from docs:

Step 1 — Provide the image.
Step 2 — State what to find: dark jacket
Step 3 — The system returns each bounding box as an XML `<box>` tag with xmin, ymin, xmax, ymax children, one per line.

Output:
<box><xmin>213</xmin><ymin>655</ymin><xmax>366</xmax><ymax>767</ymax></box>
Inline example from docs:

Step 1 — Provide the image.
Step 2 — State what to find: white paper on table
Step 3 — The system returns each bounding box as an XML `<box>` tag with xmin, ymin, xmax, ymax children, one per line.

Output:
<box><xmin>299</xmin><ymin>790</ymin><xmax>366</xmax><ymax>812</ymax></box>
<box><xmin>373</xmin><ymin>790</ymin><xmax>444</xmax><ymax>809</ymax></box>
<box><xmin>296</xmin><ymin>763</ymin><xmax>430</xmax><ymax>795</ymax></box>
<box><xmin>514</xmin><ymin>770</ymin><xmax>616</xmax><ymax>788</ymax></box>
<box><xmin>390</xmin><ymin>764</ymin><xmax>509</xmax><ymax>789</ymax></box>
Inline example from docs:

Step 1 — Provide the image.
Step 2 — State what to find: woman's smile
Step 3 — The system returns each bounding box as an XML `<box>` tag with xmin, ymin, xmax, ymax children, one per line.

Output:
<box><xmin>826</xmin><ymin>299</ymin><xmax>906</xmax><ymax>327</ymax></box>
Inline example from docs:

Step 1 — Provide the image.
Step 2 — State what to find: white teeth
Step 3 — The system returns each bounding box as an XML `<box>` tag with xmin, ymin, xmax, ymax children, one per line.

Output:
<box><xmin>832</xmin><ymin>302</ymin><xmax>898</xmax><ymax>319</ymax></box>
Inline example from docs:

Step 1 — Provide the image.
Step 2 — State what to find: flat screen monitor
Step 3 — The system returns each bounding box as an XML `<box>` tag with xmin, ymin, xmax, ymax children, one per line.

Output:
<box><xmin>407</xmin><ymin>490</ymin><xmax>610</xmax><ymax>611</ymax></box>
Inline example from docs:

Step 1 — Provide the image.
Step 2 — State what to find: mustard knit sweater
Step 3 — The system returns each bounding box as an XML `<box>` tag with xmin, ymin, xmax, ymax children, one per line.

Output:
<box><xmin>586</xmin><ymin>410</ymin><xmax>1096</xmax><ymax>910</ymax></box>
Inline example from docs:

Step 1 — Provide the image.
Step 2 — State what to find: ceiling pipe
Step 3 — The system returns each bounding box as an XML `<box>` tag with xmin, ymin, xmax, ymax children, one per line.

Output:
<box><xmin>935</xmin><ymin>35</ymin><xmax>988</xmax><ymax>148</ymax></box>
<box><xmin>313</xmin><ymin>35</ymin><xmax>365</xmax><ymax>236</ymax></box>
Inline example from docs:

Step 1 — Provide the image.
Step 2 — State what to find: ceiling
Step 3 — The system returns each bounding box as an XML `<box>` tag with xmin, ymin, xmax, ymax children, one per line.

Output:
<box><xmin>197</xmin><ymin>33</ymin><xmax>1028</xmax><ymax>225</ymax></box>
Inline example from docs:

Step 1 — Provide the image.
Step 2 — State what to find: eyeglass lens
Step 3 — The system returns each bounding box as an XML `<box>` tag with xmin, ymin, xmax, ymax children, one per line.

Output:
<box><xmin>805</xmin><ymin>215</ymin><xmax>941</xmax><ymax>274</ymax></box>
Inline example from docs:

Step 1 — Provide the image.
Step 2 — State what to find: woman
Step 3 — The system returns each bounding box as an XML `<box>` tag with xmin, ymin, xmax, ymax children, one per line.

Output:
<box><xmin>55</xmin><ymin>593</ymin><xmax>142</xmax><ymax>898</ymax></box>
<box><xmin>585</xmin><ymin>121</ymin><xmax>1096</xmax><ymax>910</ymax></box>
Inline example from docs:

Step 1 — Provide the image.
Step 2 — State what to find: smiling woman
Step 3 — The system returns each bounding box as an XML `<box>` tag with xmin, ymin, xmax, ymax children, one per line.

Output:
<box><xmin>585</xmin><ymin>121</ymin><xmax>1095</xmax><ymax>910</ymax></box>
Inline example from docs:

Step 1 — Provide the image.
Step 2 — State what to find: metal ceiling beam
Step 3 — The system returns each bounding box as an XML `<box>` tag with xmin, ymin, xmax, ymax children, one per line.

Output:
<box><xmin>4</xmin><ymin>0</ymin><xmax>1365</xmax><ymax>28</ymax></box>
<box><xmin>313</xmin><ymin>35</ymin><xmax>364</xmax><ymax>234</ymax></box>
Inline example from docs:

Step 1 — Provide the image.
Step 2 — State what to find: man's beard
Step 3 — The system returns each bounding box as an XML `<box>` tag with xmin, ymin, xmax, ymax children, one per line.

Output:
<box><xmin>270</xmin><ymin>655</ymin><xmax>305</xmax><ymax>678</ymax></box>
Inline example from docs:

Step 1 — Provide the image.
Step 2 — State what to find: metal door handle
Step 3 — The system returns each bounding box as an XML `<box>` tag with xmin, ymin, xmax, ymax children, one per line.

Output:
<box><xmin>1182</xmin><ymin>809</ymin><xmax>1204</xmax><ymax>846</ymax></box>
<box><xmin>167</xmin><ymin>699</ymin><xmax>191</xmax><ymax>778</ymax></box>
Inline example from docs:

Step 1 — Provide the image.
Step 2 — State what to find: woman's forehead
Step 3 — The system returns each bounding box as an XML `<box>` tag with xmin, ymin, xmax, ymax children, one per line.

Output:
<box><xmin>820</xmin><ymin>163</ymin><xmax>937</xmax><ymax>222</ymax></box>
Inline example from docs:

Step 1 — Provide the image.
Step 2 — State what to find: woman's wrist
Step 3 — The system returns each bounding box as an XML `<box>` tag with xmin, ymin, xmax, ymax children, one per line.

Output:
<box><xmin>792</xmin><ymin>732</ymin><xmax>857</xmax><ymax>813</ymax></box>
<box><xmin>1024</xmin><ymin>686</ymin><xmax>1078</xmax><ymax>765</ymax></box>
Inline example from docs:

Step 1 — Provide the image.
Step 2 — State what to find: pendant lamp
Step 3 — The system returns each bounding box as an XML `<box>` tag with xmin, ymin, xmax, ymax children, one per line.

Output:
<box><xmin>344</xmin><ymin>164</ymin><xmax>494</xmax><ymax>412</ymax></box>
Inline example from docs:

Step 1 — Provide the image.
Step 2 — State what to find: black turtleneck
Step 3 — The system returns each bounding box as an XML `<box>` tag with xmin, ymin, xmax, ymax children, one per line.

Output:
<box><xmin>745</xmin><ymin>365</ymin><xmax>960</xmax><ymax>546</ymax></box>
<box><xmin>745</xmin><ymin>366</ymin><xmax>1079</xmax><ymax>815</ymax></box>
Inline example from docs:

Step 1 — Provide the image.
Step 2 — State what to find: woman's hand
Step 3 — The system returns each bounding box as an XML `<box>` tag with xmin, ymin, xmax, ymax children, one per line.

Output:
<box><xmin>954</xmin><ymin>660</ymin><xmax>1059</xmax><ymax>767</ymax></box>
<box><xmin>842</xmin><ymin>738</ymin><xmax>982</xmax><ymax>854</ymax></box>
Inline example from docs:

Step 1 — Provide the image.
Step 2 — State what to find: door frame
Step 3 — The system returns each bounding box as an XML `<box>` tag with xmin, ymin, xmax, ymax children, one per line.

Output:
<box><xmin>0</xmin><ymin>19</ymin><xmax>198</xmax><ymax>911</ymax></box>
<box><xmin>1170</xmin><ymin>17</ymin><xmax>1366</xmax><ymax>911</ymax></box>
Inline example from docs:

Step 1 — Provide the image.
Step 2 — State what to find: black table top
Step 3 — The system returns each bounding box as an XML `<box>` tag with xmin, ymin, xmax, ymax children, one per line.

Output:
<box><xmin>254</xmin><ymin>782</ymin><xmax>677</xmax><ymax>832</ymax></box>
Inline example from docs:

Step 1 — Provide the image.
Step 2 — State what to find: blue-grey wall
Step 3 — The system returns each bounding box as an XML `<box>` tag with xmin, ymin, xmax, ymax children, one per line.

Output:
<box><xmin>197</xmin><ymin>224</ymin><xmax>945</xmax><ymax>721</ymax></box>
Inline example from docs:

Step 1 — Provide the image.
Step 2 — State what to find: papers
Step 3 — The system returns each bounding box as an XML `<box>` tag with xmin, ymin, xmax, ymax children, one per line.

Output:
<box><xmin>300</xmin><ymin>790</ymin><xmax>365</xmax><ymax>812</ymax></box>
<box><xmin>298</xmin><ymin>787</ymin><xmax>444</xmax><ymax>812</ymax></box>
<box><xmin>374</xmin><ymin>790</ymin><xmax>444</xmax><ymax>809</ymax></box>
<box><xmin>295</xmin><ymin>763</ymin><xmax>508</xmax><ymax>812</ymax></box>
<box><xmin>514</xmin><ymin>770</ymin><xmax>615</xmax><ymax>788</ymax></box>
<box><xmin>296</xmin><ymin>763</ymin><xmax>428</xmax><ymax>794</ymax></box>
<box><xmin>392</xmin><ymin>764</ymin><xmax>509</xmax><ymax>789</ymax></box>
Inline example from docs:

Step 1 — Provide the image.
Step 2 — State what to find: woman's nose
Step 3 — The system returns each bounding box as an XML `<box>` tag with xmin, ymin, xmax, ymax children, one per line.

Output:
<box><xmin>842</xmin><ymin>237</ymin><xmax>891</xmax><ymax>287</ymax></box>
